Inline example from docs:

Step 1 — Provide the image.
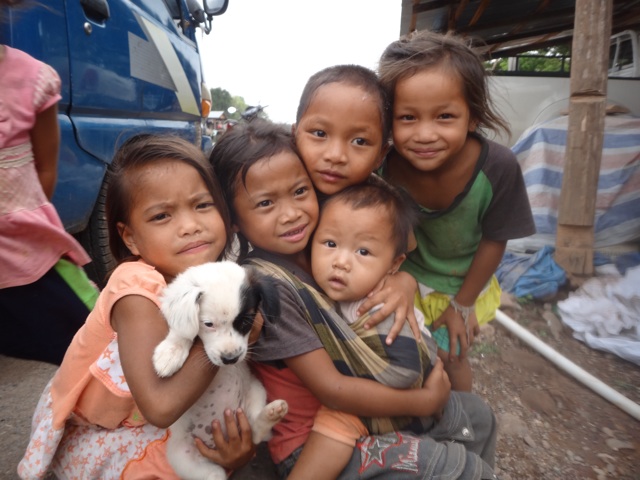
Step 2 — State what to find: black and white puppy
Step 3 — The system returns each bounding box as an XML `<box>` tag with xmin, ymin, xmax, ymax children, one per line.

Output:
<box><xmin>153</xmin><ymin>261</ymin><xmax>286</xmax><ymax>480</ymax></box>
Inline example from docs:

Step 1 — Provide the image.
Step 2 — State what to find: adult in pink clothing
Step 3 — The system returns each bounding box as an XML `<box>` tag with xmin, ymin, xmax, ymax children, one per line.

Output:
<box><xmin>0</xmin><ymin>43</ymin><xmax>97</xmax><ymax>364</ymax></box>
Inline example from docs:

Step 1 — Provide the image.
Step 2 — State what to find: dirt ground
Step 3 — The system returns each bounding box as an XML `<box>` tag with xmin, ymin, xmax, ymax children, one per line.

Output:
<box><xmin>476</xmin><ymin>292</ymin><xmax>640</xmax><ymax>480</ymax></box>
<box><xmin>1</xmin><ymin>291</ymin><xmax>639</xmax><ymax>479</ymax></box>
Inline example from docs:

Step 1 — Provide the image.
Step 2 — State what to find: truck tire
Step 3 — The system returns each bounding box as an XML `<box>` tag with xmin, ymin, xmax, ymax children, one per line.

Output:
<box><xmin>78</xmin><ymin>172</ymin><xmax>116</xmax><ymax>289</ymax></box>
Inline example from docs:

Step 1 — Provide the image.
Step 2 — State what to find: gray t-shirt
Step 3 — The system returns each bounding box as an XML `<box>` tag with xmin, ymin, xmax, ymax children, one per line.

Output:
<box><xmin>247</xmin><ymin>250</ymin><xmax>323</xmax><ymax>364</ymax></box>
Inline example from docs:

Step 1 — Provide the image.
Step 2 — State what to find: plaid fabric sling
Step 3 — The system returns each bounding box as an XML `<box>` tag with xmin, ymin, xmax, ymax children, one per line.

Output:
<box><xmin>246</xmin><ymin>257</ymin><xmax>433</xmax><ymax>434</ymax></box>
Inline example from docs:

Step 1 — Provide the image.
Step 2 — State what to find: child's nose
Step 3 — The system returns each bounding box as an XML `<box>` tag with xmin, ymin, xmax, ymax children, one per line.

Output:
<box><xmin>332</xmin><ymin>252</ymin><xmax>351</xmax><ymax>271</ymax></box>
<box><xmin>417</xmin><ymin>121</ymin><xmax>439</xmax><ymax>142</ymax></box>
<box><xmin>280</xmin><ymin>202</ymin><xmax>302</xmax><ymax>222</ymax></box>
<box><xmin>324</xmin><ymin>140</ymin><xmax>347</xmax><ymax>165</ymax></box>
<box><xmin>179</xmin><ymin>212</ymin><xmax>202</xmax><ymax>235</ymax></box>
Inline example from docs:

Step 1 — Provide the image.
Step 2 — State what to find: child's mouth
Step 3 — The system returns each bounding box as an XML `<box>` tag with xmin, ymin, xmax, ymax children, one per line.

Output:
<box><xmin>281</xmin><ymin>225</ymin><xmax>306</xmax><ymax>242</ymax></box>
<box><xmin>328</xmin><ymin>275</ymin><xmax>346</xmax><ymax>288</ymax></box>
<box><xmin>318</xmin><ymin>170</ymin><xmax>344</xmax><ymax>183</ymax></box>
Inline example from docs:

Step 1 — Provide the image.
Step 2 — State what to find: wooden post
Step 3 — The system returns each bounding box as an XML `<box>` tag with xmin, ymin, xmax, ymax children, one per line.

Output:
<box><xmin>554</xmin><ymin>0</ymin><xmax>612</xmax><ymax>283</ymax></box>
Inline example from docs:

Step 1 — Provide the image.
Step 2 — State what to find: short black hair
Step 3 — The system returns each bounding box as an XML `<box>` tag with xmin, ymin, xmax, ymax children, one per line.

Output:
<box><xmin>296</xmin><ymin>64</ymin><xmax>391</xmax><ymax>142</ymax></box>
<box><xmin>321</xmin><ymin>174</ymin><xmax>418</xmax><ymax>257</ymax></box>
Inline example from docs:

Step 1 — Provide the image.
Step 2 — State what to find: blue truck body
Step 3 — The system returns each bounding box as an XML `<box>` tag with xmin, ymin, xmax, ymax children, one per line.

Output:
<box><xmin>1</xmin><ymin>0</ymin><xmax>225</xmax><ymax>284</ymax></box>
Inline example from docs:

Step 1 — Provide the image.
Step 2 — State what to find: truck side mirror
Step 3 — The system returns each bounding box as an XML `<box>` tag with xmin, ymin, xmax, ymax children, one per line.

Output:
<box><xmin>197</xmin><ymin>0</ymin><xmax>228</xmax><ymax>34</ymax></box>
<box><xmin>203</xmin><ymin>0</ymin><xmax>229</xmax><ymax>16</ymax></box>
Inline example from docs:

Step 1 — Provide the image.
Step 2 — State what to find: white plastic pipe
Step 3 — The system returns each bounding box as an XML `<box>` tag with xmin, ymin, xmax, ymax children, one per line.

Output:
<box><xmin>494</xmin><ymin>309</ymin><xmax>640</xmax><ymax>421</ymax></box>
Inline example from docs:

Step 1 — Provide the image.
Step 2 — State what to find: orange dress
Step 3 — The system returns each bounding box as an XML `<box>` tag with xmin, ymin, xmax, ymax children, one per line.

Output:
<box><xmin>18</xmin><ymin>260</ymin><xmax>179</xmax><ymax>480</ymax></box>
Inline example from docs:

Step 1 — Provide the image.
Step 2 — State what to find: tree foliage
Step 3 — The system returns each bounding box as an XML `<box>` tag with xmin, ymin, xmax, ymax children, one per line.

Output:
<box><xmin>209</xmin><ymin>87</ymin><xmax>269</xmax><ymax>121</ymax></box>
<box><xmin>486</xmin><ymin>44</ymin><xmax>572</xmax><ymax>73</ymax></box>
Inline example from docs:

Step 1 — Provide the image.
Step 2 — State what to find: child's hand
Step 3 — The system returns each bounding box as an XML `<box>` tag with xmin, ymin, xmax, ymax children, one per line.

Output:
<box><xmin>422</xmin><ymin>358</ymin><xmax>451</xmax><ymax>418</ymax></box>
<box><xmin>359</xmin><ymin>271</ymin><xmax>421</xmax><ymax>344</ymax></box>
<box><xmin>194</xmin><ymin>408</ymin><xmax>256</xmax><ymax>470</ymax></box>
<box><xmin>466</xmin><ymin>311</ymin><xmax>480</xmax><ymax>346</ymax></box>
<box><xmin>432</xmin><ymin>306</ymin><xmax>469</xmax><ymax>362</ymax></box>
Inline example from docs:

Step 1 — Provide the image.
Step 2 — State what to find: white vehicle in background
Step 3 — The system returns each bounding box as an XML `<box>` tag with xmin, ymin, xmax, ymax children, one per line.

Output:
<box><xmin>489</xmin><ymin>30</ymin><xmax>640</xmax><ymax>147</ymax></box>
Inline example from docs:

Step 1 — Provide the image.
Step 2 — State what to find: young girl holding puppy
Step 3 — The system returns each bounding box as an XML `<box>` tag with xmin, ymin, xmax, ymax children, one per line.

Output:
<box><xmin>210</xmin><ymin>120</ymin><xmax>498</xmax><ymax>480</ymax></box>
<box><xmin>18</xmin><ymin>135</ymin><xmax>256</xmax><ymax>479</ymax></box>
<box><xmin>378</xmin><ymin>31</ymin><xmax>535</xmax><ymax>391</ymax></box>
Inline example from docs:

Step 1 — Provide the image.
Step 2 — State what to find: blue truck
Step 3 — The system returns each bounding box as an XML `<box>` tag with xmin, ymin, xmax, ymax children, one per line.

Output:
<box><xmin>1</xmin><ymin>0</ymin><xmax>227</xmax><ymax>286</ymax></box>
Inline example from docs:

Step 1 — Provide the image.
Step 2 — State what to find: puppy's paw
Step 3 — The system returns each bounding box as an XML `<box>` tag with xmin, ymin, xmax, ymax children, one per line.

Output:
<box><xmin>264</xmin><ymin>399</ymin><xmax>288</xmax><ymax>423</ymax></box>
<box><xmin>152</xmin><ymin>339</ymin><xmax>190</xmax><ymax>377</ymax></box>
<box><xmin>250</xmin><ymin>399</ymin><xmax>289</xmax><ymax>444</ymax></box>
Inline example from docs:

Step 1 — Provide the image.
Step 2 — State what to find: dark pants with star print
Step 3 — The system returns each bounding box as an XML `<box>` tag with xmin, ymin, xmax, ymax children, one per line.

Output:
<box><xmin>339</xmin><ymin>391</ymin><xmax>497</xmax><ymax>479</ymax></box>
<box><xmin>277</xmin><ymin>392</ymin><xmax>497</xmax><ymax>479</ymax></box>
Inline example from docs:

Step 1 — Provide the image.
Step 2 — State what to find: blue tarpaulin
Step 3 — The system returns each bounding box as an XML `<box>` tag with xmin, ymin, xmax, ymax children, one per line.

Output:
<box><xmin>497</xmin><ymin>246</ymin><xmax>566</xmax><ymax>299</ymax></box>
<box><xmin>507</xmin><ymin>114</ymin><xmax>640</xmax><ymax>253</ymax></box>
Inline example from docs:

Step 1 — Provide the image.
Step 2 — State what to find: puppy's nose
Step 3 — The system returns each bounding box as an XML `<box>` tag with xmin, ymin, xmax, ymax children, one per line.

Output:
<box><xmin>221</xmin><ymin>354</ymin><xmax>240</xmax><ymax>365</ymax></box>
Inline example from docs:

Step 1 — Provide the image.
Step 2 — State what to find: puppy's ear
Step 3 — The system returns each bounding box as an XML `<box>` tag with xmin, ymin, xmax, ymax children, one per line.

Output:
<box><xmin>246</xmin><ymin>268</ymin><xmax>280</xmax><ymax>322</ymax></box>
<box><xmin>160</xmin><ymin>277</ymin><xmax>204</xmax><ymax>341</ymax></box>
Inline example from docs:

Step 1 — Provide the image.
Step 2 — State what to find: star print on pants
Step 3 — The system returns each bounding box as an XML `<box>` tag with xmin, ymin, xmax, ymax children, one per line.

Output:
<box><xmin>357</xmin><ymin>432</ymin><xmax>404</xmax><ymax>473</ymax></box>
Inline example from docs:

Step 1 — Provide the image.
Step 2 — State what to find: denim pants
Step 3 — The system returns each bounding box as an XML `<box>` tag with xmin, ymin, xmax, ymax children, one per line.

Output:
<box><xmin>277</xmin><ymin>391</ymin><xmax>498</xmax><ymax>480</ymax></box>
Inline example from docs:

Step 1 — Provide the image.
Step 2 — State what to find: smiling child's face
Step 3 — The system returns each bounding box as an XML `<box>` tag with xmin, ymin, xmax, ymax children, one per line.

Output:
<box><xmin>392</xmin><ymin>67</ymin><xmax>476</xmax><ymax>174</ymax></box>
<box><xmin>294</xmin><ymin>82</ymin><xmax>388</xmax><ymax>195</ymax></box>
<box><xmin>232</xmin><ymin>150</ymin><xmax>319</xmax><ymax>260</ymax></box>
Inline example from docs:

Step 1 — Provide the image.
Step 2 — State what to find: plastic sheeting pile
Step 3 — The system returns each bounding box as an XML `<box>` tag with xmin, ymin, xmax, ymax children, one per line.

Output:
<box><xmin>557</xmin><ymin>265</ymin><xmax>640</xmax><ymax>365</ymax></box>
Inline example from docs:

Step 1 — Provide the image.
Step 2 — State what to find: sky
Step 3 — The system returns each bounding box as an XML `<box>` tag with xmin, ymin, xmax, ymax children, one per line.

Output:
<box><xmin>197</xmin><ymin>1</ymin><xmax>403</xmax><ymax>125</ymax></box>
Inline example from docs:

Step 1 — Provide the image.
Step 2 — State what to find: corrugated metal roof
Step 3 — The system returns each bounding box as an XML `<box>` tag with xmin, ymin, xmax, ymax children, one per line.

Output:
<box><xmin>400</xmin><ymin>0</ymin><xmax>640</xmax><ymax>56</ymax></box>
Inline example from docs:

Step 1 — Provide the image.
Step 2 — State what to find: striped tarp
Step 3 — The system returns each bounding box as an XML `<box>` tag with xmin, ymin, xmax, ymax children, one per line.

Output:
<box><xmin>507</xmin><ymin>114</ymin><xmax>640</xmax><ymax>253</ymax></box>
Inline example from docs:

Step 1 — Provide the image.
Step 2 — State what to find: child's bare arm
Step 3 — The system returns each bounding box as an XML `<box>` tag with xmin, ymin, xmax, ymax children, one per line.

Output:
<box><xmin>288</xmin><ymin>357</ymin><xmax>451</xmax><ymax>480</ymax></box>
<box><xmin>112</xmin><ymin>294</ymin><xmax>218</xmax><ymax>428</ymax></box>
<box><xmin>288</xmin><ymin>431</ymin><xmax>353</xmax><ymax>480</ymax></box>
<box><xmin>286</xmin><ymin>347</ymin><xmax>450</xmax><ymax>418</ymax></box>
<box><xmin>30</xmin><ymin>104</ymin><xmax>59</xmax><ymax>200</ymax></box>
<box><xmin>433</xmin><ymin>238</ymin><xmax>506</xmax><ymax>360</ymax></box>
<box><xmin>358</xmin><ymin>271</ymin><xmax>421</xmax><ymax>344</ymax></box>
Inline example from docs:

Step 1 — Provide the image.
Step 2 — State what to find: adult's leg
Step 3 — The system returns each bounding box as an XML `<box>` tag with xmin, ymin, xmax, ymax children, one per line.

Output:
<box><xmin>0</xmin><ymin>266</ymin><xmax>90</xmax><ymax>365</ymax></box>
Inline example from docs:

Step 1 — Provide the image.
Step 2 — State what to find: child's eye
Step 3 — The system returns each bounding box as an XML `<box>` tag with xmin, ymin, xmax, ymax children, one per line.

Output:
<box><xmin>398</xmin><ymin>114</ymin><xmax>415</xmax><ymax>121</ymax></box>
<box><xmin>257</xmin><ymin>200</ymin><xmax>273</xmax><ymax>208</ymax></box>
<box><xmin>352</xmin><ymin>138</ymin><xmax>367</xmax><ymax>146</ymax></box>
<box><xmin>357</xmin><ymin>248</ymin><xmax>370</xmax><ymax>256</ymax></box>
<box><xmin>439</xmin><ymin>113</ymin><xmax>455</xmax><ymax>120</ymax></box>
<box><xmin>311</xmin><ymin>130</ymin><xmax>327</xmax><ymax>138</ymax></box>
<box><xmin>323</xmin><ymin>240</ymin><xmax>337</xmax><ymax>248</ymax></box>
<box><xmin>150</xmin><ymin>213</ymin><xmax>169</xmax><ymax>222</ymax></box>
<box><xmin>294</xmin><ymin>186</ymin><xmax>308</xmax><ymax>196</ymax></box>
<box><xmin>196</xmin><ymin>201</ymin><xmax>215</xmax><ymax>210</ymax></box>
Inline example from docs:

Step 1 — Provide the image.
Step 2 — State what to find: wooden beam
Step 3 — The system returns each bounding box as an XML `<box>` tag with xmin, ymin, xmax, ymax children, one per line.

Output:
<box><xmin>555</xmin><ymin>0</ymin><xmax>613</xmax><ymax>282</ymax></box>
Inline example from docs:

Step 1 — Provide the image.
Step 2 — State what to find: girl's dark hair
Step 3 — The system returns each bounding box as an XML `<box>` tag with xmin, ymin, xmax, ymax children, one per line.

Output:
<box><xmin>296</xmin><ymin>64</ymin><xmax>391</xmax><ymax>142</ymax></box>
<box><xmin>106</xmin><ymin>134</ymin><xmax>232</xmax><ymax>265</ymax></box>
<box><xmin>321</xmin><ymin>174</ymin><xmax>418</xmax><ymax>258</ymax></box>
<box><xmin>378</xmin><ymin>30</ymin><xmax>510</xmax><ymax>136</ymax></box>
<box><xmin>208</xmin><ymin>120</ymin><xmax>300</xmax><ymax>261</ymax></box>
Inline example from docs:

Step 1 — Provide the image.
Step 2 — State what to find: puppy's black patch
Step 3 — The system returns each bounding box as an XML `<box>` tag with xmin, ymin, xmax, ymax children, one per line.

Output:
<box><xmin>234</xmin><ymin>267</ymin><xmax>280</xmax><ymax>336</ymax></box>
